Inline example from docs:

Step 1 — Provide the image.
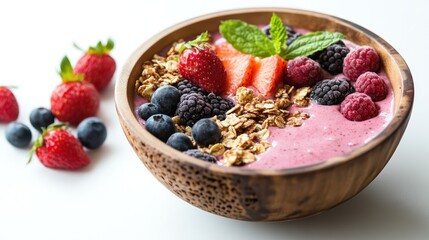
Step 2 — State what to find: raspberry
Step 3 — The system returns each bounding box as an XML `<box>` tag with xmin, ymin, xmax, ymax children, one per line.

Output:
<box><xmin>355</xmin><ymin>72</ymin><xmax>388</xmax><ymax>101</ymax></box>
<box><xmin>174</xmin><ymin>79</ymin><xmax>207</xmax><ymax>96</ymax></box>
<box><xmin>310</xmin><ymin>78</ymin><xmax>354</xmax><ymax>105</ymax></box>
<box><xmin>285</xmin><ymin>56</ymin><xmax>322</xmax><ymax>87</ymax></box>
<box><xmin>206</xmin><ymin>93</ymin><xmax>234</xmax><ymax>120</ymax></box>
<box><xmin>340</xmin><ymin>93</ymin><xmax>378</xmax><ymax>121</ymax></box>
<box><xmin>318</xmin><ymin>43</ymin><xmax>350</xmax><ymax>75</ymax></box>
<box><xmin>175</xmin><ymin>93</ymin><xmax>212</xmax><ymax>126</ymax></box>
<box><xmin>343</xmin><ymin>46</ymin><xmax>380</xmax><ymax>81</ymax></box>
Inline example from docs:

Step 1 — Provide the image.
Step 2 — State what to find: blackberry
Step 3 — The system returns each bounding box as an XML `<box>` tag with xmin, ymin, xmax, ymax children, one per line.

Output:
<box><xmin>285</xmin><ymin>26</ymin><xmax>302</xmax><ymax>46</ymax></box>
<box><xmin>174</xmin><ymin>79</ymin><xmax>207</xmax><ymax>96</ymax></box>
<box><xmin>206</xmin><ymin>93</ymin><xmax>234</xmax><ymax>120</ymax></box>
<box><xmin>318</xmin><ymin>43</ymin><xmax>350</xmax><ymax>75</ymax></box>
<box><xmin>183</xmin><ymin>149</ymin><xmax>217</xmax><ymax>163</ymax></box>
<box><xmin>176</xmin><ymin>93</ymin><xmax>212</xmax><ymax>126</ymax></box>
<box><xmin>263</xmin><ymin>25</ymin><xmax>302</xmax><ymax>46</ymax></box>
<box><xmin>310</xmin><ymin>79</ymin><xmax>355</xmax><ymax>105</ymax></box>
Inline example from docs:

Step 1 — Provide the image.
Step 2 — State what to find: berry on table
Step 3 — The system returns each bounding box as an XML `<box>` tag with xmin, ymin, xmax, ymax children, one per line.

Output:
<box><xmin>77</xmin><ymin>117</ymin><xmax>107</xmax><ymax>150</ymax></box>
<box><xmin>343</xmin><ymin>46</ymin><xmax>380</xmax><ymax>81</ymax></box>
<box><xmin>177</xmin><ymin>32</ymin><xmax>227</xmax><ymax>94</ymax></box>
<box><xmin>29</xmin><ymin>107</ymin><xmax>55</xmax><ymax>133</ymax></box>
<box><xmin>74</xmin><ymin>39</ymin><xmax>116</xmax><ymax>91</ymax></box>
<box><xmin>285</xmin><ymin>56</ymin><xmax>322</xmax><ymax>87</ymax></box>
<box><xmin>317</xmin><ymin>43</ymin><xmax>350</xmax><ymax>75</ymax></box>
<box><xmin>175</xmin><ymin>93</ymin><xmax>212</xmax><ymax>126</ymax></box>
<box><xmin>340</xmin><ymin>92</ymin><xmax>378</xmax><ymax>121</ymax></box>
<box><xmin>151</xmin><ymin>85</ymin><xmax>181</xmax><ymax>116</ymax></box>
<box><xmin>0</xmin><ymin>86</ymin><xmax>19</xmax><ymax>123</ymax></box>
<box><xmin>145</xmin><ymin>114</ymin><xmax>176</xmax><ymax>142</ymax></box>
<box><xmin>5</xmin><ymin>122</ymin><xmax>32</xmax><ymax>148</ymax></box>
<box><xmin>51</xmin><ymin>56</ymin><xmax>100</xmax><ymax>126</ymax></box>
<box><xmin>183</xmin><ymin>149</ymin><xmax>217</xmax><ymax>163</ymax></box>
<box><xmin>166</xmin><ymin>132</ymin><xmax>194</xmax><ymax>151</ymax></box>
<box><xmin>310</xmin><ymin>78</ymin><xmax>355</xmax><ymax>105</ymax></box>
<box><xmin>191</xmin><ymin>118</ymin><xmax>221</xmax><ymax>147</ymax></box>
<box><xmin>355</xmin><ymin>72</ymin><xmax>388</xmax><ymax>101</ymax></box>
<box><xmin>136</xmin><ymin>103</ymin><xmax>161</xmax><ymax>121</ymax></box>
<box><xmin>29</xmin><ymin>124</ymin><xmax>90</xmax><ymax>170</ymax></box>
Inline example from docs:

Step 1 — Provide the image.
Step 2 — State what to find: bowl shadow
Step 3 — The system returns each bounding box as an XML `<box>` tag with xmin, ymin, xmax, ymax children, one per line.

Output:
<box><xmin>251</xmin><ymin>186</ymin><xmax>424</xmax><ymax>239</ymax></box>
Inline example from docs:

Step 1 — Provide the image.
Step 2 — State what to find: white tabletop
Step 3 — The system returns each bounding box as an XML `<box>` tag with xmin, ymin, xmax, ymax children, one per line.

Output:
<box><xmin>0</xmin><ymin>0</ymin><xmax>428</xmax><ymax>239</ymax></box>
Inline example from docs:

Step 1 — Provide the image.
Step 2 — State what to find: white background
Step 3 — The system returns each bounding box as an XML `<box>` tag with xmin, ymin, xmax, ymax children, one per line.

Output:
<box><xmin>0</xmin><ymin>0</ymin><xmax>428</xmax><ymax>239</ymax></box>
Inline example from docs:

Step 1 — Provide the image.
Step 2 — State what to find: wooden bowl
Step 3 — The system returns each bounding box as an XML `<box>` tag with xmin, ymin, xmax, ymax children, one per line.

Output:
<box><xmin>115</xmin><ymin>8</ymin><xmax>414</xmax><ymax>221</ymax></box>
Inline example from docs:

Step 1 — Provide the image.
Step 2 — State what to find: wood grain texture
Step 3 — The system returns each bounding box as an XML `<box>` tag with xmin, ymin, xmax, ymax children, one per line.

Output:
<box><xmin>115</xmin><ymin>8</ymin><xmax>414</xmax><ymax>221</ymax></box>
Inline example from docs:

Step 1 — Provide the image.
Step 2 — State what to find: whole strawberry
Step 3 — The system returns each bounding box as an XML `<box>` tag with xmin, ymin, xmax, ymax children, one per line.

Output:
<box><xmin>74</xmin><ymin>39</ymin><xmax>116</xmax><ymax>91</ymax></box>
<box><xmin>177</xmin><ymin>32</ymin><xmax>226</xmax><ymax>95</ymax></box>
<box><xmin>29</xmin><ymin>124</ymin><xmax>90</xmax><ymax>170</ymax></box>
<box><xmin>0</xmin><ymin>86</ymin><xmax>19</xmax><ymax>122</ymax></box>
<box><xmin>51</xmin><ymin>56</ymin><xmax>100</xmax><ymax>126</ymax></box>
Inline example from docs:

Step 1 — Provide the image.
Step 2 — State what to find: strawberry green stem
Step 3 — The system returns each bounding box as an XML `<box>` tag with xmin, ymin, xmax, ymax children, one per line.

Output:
<box><xmin>59</xmin><ymin>56</ymin><xmax>84</xmax><ymax>83</ymax></box>
<box><xmin>75</xmin><ymin>38</ymin><xmax>115</xmax><ymax>55</ymax></box>
<box><xmin>179</xmin><ymin>31</ymin><xmax>210</xmax><ymax>53</ymax></box>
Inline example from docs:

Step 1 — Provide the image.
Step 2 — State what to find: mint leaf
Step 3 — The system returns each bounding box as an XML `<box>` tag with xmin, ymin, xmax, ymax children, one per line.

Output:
<box><xmin>270</xmin><ymin>13</ymin><xmax>287</xmax><ymax>55</ymax></box>
<box><xmin>283</xmin><ymin>31</ymin><xmax>345</xmax><ymax>59</ymax></box>
<box><xmin>219</xmin><ymin>20</ymin><xmax>276</xmax><ymax>58</ymax></box>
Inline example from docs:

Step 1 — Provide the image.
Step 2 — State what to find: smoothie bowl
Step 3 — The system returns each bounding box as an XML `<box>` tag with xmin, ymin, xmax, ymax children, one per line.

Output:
<box><xmin>115</xmin><ymin>8</ymin><xmax>413</xmax><ymax>221</ymax></box>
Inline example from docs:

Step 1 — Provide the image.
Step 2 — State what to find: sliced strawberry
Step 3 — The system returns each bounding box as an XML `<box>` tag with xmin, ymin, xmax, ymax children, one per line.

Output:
<box><xmin>215</xmin><ymin>42</ymin><xmax>255</xmax><ymax>95</ymax></box>
<box><xmin>220</xmin><ymin>55</ymin><xmax>255</xmax><ymax>95</ymax></box>
<box><xmin>215</xmin><ymin>41</ymin><xmax>242</xmax><ymax>59</ymax></box>
<box><xmin>251</xmin><ymin>55</ymin><xmax>287</xmax><ymax>98</ymax></box>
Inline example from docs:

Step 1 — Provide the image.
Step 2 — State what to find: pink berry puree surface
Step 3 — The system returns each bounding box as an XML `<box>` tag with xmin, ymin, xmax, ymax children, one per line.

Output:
<box><xmin>133</xmin><ymin>30</ymin><xmax>394</xmax><ymax>170</ymax></box>
<box><xmin>249</xmin><ymin>75</ymin><xmax>393</xmax><ymax>169</ymax></box>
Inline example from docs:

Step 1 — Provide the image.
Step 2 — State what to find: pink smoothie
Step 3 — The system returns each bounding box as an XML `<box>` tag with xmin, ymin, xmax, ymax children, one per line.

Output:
<box><xmin>246</xmin><ymin>73</ymin><xmax>393</xmax><ymax>169</ymax></box>
<box><xmin>134</xmin><ymin>30</ymin><xmax>394</xmax><ymax>170</ymax></box>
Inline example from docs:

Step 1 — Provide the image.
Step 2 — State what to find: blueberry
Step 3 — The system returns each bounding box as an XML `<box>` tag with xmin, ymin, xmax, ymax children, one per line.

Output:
<box><xmin>136</xmin><ymin>103</ymin><xmax>160</xmax><ymax>121</ymax></box>
<box><xmin>77</xmin><ymin>117</ymin><xmax>107</xmax><ymax>149</ymax></box>
<box><xmin>151</xmin><ymin>85</ymin><xmax>181</xmax><ymax>116</ymax></box>
<box><xmin>191</xmin><ymin>118</ymin><xmax>220</xmax><ymax>147</ymax></box>
<box><xmin>29</xmin><ymin>107</ymin><xmax>55</xmax><ymax>133</ymax></box>
<box><xmin>166</xmin><ymin>132</ymin><xmax>194</xmax><ymax>151</ymax></box>
<box><xmin>183</xmin><ymin>149</ymin><xmax>217</xmax><ymax>163</ymax></box>
<box><xmin>145</xmin><ymin>114</ymin><xmax>176</xmax><ymax>142</ymax></box>
<box><xmin>5</xmin><ymin>122</ymin><xmax>32</xmax><ymax>148</ymax></box>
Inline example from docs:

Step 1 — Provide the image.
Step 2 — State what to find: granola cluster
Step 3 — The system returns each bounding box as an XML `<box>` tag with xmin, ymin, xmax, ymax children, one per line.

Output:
<box><xmin>134</xmin><ymin>42</ymin><xmax>312</xmax><ymax>167</ymax></box>
<box><xmin>135</xmin><ymin>41</ymin><xmax>184</xmax><ymax>100</ymax></box>
<box><xmin>199</xmin><ymin>86</ymin><xmax>311</xmax><ymax>166</ymax></box>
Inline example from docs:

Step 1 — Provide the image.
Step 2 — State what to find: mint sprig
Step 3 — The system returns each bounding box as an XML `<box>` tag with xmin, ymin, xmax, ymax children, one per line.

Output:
<box><xmin>219</xmin><ymin>13</ymin><xmax>346</xmax><ymax>60</ymax></box>
<box><xmin>270</xmin><ymin>13</ymin><xmax>287</xmax><ymax>56</ymax></box>
<box><xmin>282</xmin><ymin>31</ymin><xmax>345</xmax><ymax>59</ymax></box>
<box><xmin>219</xmin><ymin>20</ymin><xmax>276</xmax><ymax>58</ymax></box>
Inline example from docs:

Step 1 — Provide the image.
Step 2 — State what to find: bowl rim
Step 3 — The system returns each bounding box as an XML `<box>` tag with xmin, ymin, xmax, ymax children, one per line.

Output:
<box><xmin>115</xmin><ymin>7</ymin><xmax>414</xmax><ymax>177</ymax></box>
